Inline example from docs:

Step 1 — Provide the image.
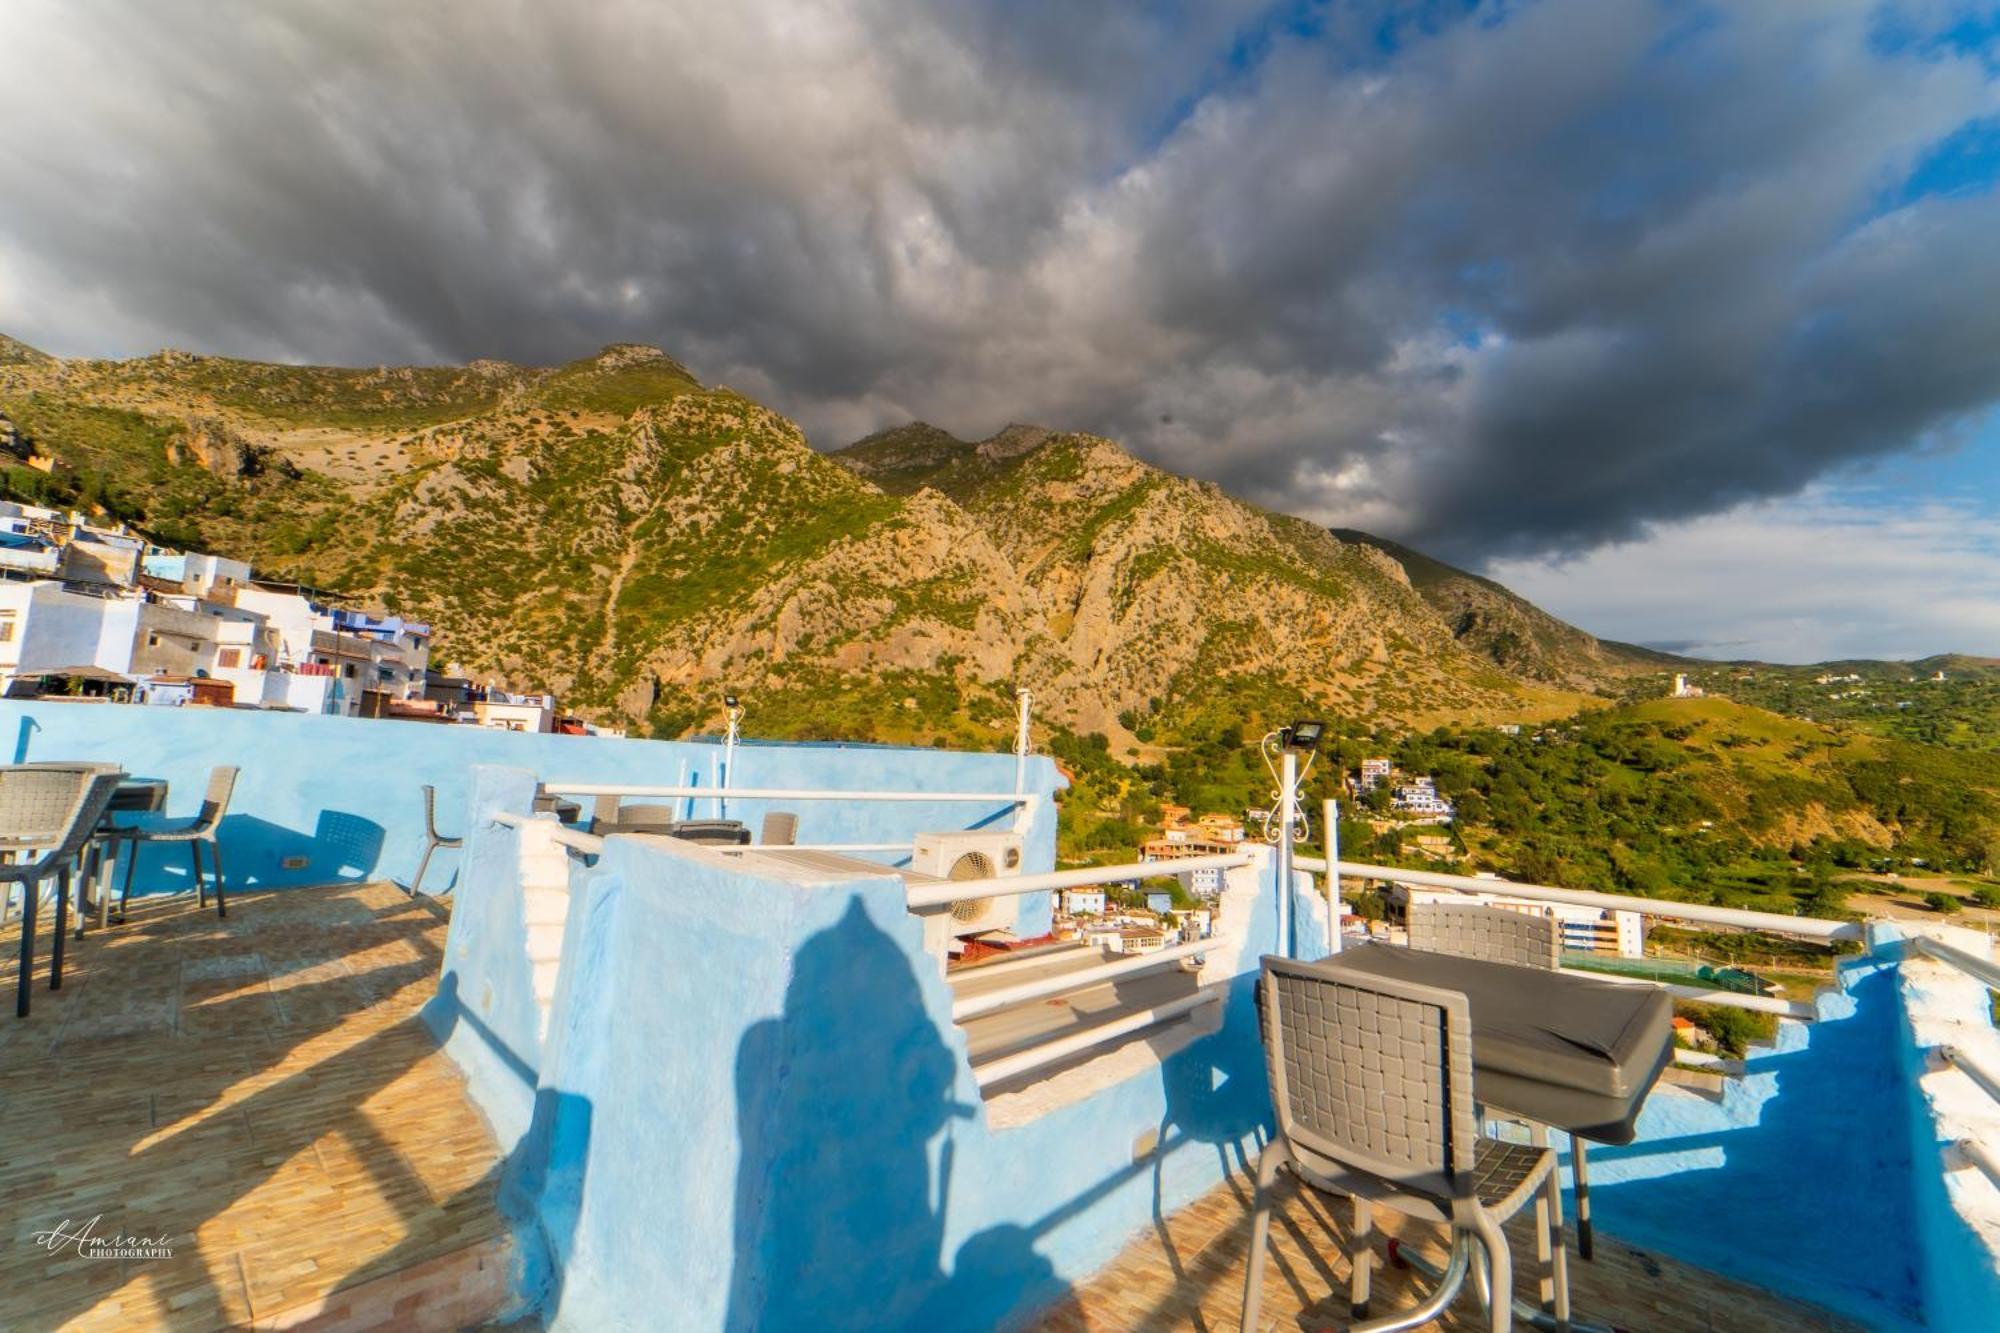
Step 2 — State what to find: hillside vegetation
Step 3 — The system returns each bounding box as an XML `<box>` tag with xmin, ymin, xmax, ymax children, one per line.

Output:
<box><xmin>0</xmin><ymin>338</ymin><xmax>1613</xmax><ymax>744</ymax></box>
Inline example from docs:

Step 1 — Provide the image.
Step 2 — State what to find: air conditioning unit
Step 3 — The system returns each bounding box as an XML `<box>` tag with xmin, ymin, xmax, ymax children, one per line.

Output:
<box><xmin>911</xmin><ymin>829</ymin><xmax>1024</xmax><ymax>958</ymax></box>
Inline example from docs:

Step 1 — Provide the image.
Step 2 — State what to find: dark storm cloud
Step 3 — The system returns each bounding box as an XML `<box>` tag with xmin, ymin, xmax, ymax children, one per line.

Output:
<box><xmin>1</xmin><ymin>0</ymin><xmax>1996</xmax><ymax>561</ymax></box>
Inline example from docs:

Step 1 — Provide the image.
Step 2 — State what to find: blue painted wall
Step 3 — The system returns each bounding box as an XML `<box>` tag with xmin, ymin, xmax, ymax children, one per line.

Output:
<box><xmin>432</xmin><ymin>796</ymin><xmax>1325</xmax><ymax>1332</ymax></box>
<box><xmin>1578</xmin><ymin>953</ymin><xmax>1926</xmax><ymax>1330</ymax></box>
<box><xmin>0</xmin><ymin>700</ymin><xmax>1057</xmax><ymax>915</ymax></box>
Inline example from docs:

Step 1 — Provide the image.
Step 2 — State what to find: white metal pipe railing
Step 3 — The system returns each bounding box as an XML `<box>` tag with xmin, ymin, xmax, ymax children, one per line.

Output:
<box><xmin>1577</xmin><ymin>967</ymin><xmax>1816</xmax><ymax>1020</ymax></box>
<box><xmin>952</xmin><ymin>939</ymin><xmax>1210</xmax><ymax>1022</ymax></box>
<box><xmin>971</xmin><ymin>986</ymin><xmax>1223</xmax><ymax>1088</ymax></box>
<box><xmin>552</xmin><ymin>827</ymin><xmax>606</xmax><ymax>855</ymax></box>
<box><xmin>492</xmin><ymin>810</ymin><xmax>607</xmax><ymax>855</ymax></box>
<box><xmin>1963</xmin><ymin>1137</ymin><xmax>2000</xmax><ymax>1192</ymax></box>
<box><xmin>544</xmin><ymin>783</ymin><xmax>1035</xmax><ymax>806</ymax></box>
<box><xmin>1912</xmin><ymin>935</ymin><xmax>2000</xmax><ymax>992</ymax></box>
<box><xmin>1330</xmin><ymin>860</ymin><xmax>1864</xmax><ymax>943</ymax></box>
<box><xmin>905</xmin><ymin>854</ymin><xmax>1251</xmax><ymax>911</ymax></box>
<box><xmin>1941</xmin><ymin>1045</ymin><xmax>2000</xmax><ymax>1108</ymax></box>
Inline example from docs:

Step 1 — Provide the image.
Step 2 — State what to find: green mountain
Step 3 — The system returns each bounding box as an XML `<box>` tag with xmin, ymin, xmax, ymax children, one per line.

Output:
<box><xmin>0</xmin><ymin>339</ymin><xmax>1615</xmax><ymax>744</ymax></box>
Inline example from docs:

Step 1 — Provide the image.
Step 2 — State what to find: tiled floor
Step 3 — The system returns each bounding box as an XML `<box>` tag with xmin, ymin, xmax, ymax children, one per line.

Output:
<box><xmin>1036</xmin><ymin>1166</ymin><xmax>1865</xmax><ymax>1332</ymax></box>
<box><xmin>0</xmin><ymin>883</ymin><xmax>511</xmax><ymax>1331</ymax></box>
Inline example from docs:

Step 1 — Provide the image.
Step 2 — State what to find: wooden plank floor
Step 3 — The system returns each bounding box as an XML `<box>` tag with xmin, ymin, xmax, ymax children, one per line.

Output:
<box><xmin>0</xmin><ymin>882</ymin><xmax>511</xmax><ymax>1331</ymax></box>
<box><xmin>1036</xmin><ymin>1165</ymin><xmax>1865</xmax><ymax>1333</ymax></box>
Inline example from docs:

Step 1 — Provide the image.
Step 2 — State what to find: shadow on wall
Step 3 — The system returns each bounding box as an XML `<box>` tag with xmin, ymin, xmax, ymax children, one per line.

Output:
<box><xmin>119</xmin><ymin>811</ymin><xmax>387</xmax><ymax>896</ymax></box>
<box><xmin>726</xmin><ymin>900</ymin><xmax>1071</xmax><ymax>1332</ymax></box>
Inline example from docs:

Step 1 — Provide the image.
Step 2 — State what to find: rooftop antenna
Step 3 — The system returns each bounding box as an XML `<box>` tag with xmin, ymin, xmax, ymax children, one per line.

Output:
<box><xmin>1013</xmin><ymin>687</ymin><xmax>1033</xmax><ymax>794</ymax></box>
<box><xmin>720</xmin><ymin>693</ymin><xmax>743</xmax><ymax>819</ymax></box>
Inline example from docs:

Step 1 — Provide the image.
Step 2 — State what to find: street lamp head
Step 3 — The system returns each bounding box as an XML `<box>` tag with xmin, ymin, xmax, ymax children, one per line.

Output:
<box><xmin>1282</xmin><ymin>720</ymin><xmax>1325</xmax><ymax>753</ymax></box>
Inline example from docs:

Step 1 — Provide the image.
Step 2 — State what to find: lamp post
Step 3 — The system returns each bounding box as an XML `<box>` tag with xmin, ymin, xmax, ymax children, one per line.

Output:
<box><xmin>1013</xmin><ymin>688</ymin><xmax>1033</xmax><ymax>794</ymax></box>
<box><xmin>720</xmin><ymin>694</ymin><xmax>743</xmax><ymax>818</ymax></box>
<box><xmin>1274</xmin><ymin>721</ymin><xmax>1323</xmax><ymax>959</ymax></box>
<box><xmin>1325</xmin><ymin>796</ymin><xmax>1341</xmax><ymax>955</ymax></box>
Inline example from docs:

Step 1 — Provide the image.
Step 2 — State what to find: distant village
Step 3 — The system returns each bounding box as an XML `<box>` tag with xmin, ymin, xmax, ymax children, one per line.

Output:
<box><xmin>0</xmin><ymin>501</ymin><xmax>599</xmax><ymax>734</ymax></box>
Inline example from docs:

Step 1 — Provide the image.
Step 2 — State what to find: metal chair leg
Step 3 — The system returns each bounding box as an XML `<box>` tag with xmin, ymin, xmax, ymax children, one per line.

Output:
<box><xmin>207</xmin><ymin>838</ymin><xmax>227</xmax><ymax>918</ymax></box>
<box><xmin>119</xmin><ymin>840</ymin><xmax>139</xmax><ymax>922</ymax></box>
<box><xmin>1355</xmin><ymin>1231</ymin><xmax>1472</xmax><ymax>1333</ymax></box>
<box><xmin>410</xmin><ymin>838</ymin><xmax>437</xmax><ymax>898</ymax></box>
<box><xmin>1572</xmin><ymin>1139</ymin><xmax>1593</xmax><ymax>1261</ymax></box>
<box><xmin>1530</xmin><ymin>1126</ymin><xmax>1570</xmax><ymax>1330</ymax></box>
<box><xmin>1239</xmin><ymin>1138</ymin><xmax>1287</xmax><ymax>1333</ymax></box>
<box><xmin>51</xmin><ymin>866</ymin><xmax>69</xmax><ymax>989</ymax></box>
<box><xmin>190</xmin><ymin>841</ymin><xmax>205</xmax><ymax>909</ymax></box>
<box><xmin>99</xmin><ymin>837</ymin><xmax>118</xmax><ymax>930</ymax></box>
<box><xmin>1472</xmin><ymin>1210</ymin><xmax>1515</xmax><ymax>1333</ymax></box>
<box><xmin>16</xmin><ymin>874</ymin><xmax>37</xmax><ymax>1017</ymax></box>
<box><xmin>1351</xmin><ymin>1194</ymin><xmax>1374</xmax><ymax>1317</ymax></box>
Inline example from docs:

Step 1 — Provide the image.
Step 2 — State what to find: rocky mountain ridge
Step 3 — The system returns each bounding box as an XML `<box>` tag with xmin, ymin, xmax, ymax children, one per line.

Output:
<box><xmin>0</xmin><ymin>333</ymin><xmax>1632</xmax><ymax>743</ymax></box>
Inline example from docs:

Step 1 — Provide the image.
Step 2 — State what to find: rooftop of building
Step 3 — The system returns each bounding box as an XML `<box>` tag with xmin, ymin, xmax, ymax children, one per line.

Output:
<box><xmin>0</xmin><ymin>698</ymin><xmax>1992</xmax><ymax>1331</ymax></box>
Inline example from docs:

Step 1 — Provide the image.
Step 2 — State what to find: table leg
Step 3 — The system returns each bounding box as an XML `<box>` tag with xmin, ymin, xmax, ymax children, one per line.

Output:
<box><xmin>1573</xmin><ymin>1138</ymin><xmax>1593</xmax><ymax>1261</ymax></box>
<box><xmin>1530</xmin><ymin>1123</ymin><xmax>1571</xmax><ymax>1330</ymax></box>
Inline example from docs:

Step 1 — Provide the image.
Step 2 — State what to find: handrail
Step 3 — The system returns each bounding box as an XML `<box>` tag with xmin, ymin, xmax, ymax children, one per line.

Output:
<box><xmin>1963</xmin><ymin>1137</ymin><xmax>2000</xmax><ymax>1192</ymax></box>
<box><xmin>952</xmin><ymin>939</ymin><xmax>1209</xmax><ymax>1021</ymax></box>
<box><xmin>905</xmin><ymin>853</ymin><xmax>1252</xmax><ymax>911</ymax></box>
<box><xmin>1940</xmin><ymin>1045</ymin><xmax>2000</xmax><ymax>1108</ymax></box>
<box><xmin>544</xmin><ymin>783</ymin><xmax>1034</xmax><ymax>805</ymax></box>
<box><xmin>1575</xmin><ymin>966</ymin><xmax>1816</xmax><ymax>1019</ymax></box>
<box><xmin>552</xmin><ymin>827</ymin><xmax>606</xmax><ymax>855</ymax></box>
<box><xmin>1331</xmin><ymin>859</ymin><xmax>1863</xmax><ymax>943</ymax></box>
<box><xmin>1911</xmin><ymin>935</ymin><xmax>2000</xmax><ymax>992</ymax></box>
<box><xmin>971</xmin><ymin>986</ymin><xmax>1223</xmax><ymax>1088</ymax></box>
<box><xmin>490</xmin><ymin>810</ymin><xmax>607</xmax><ymax>855</ymax></box>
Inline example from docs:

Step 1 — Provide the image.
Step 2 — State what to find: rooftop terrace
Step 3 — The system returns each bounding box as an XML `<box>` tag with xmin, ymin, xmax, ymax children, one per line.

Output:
<box><xmin>0</xmin><ymin>698</ymin><xmax>1995</xmax><ymax>1331</ymax></box>
<box><xmin>0</xmin><ymin>883</ymin><xmax>511</xmax><ymax>1330</ymax></box>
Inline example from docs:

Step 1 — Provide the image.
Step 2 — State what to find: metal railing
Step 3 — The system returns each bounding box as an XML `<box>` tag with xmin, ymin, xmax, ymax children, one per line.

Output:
<box><xmin>492</xmin><ymin>809</ymin><xmax>606</xmax><ymax>856</ymax></box>
<box><xmin>970</xmin><ymin>986</ymin><xmax>1225</xmax><ymax>1088</ymax></box>
<box><xmin>1296</xmin><ymin>857</ymin><xmax>1861</xmax><ymax>1020</ymax></box>
<box><xmin>1963</xmin><ymin>1137</ymin><xmax>2000</xmax><ymax>1192</ymax></box>
<box><xmin>905</xmin><ymin>853</ymin><xmax>1249</xmax><ymax>911</ymax></box>
<box><xmin>1940</xmin><ymin>1045</ymin><xmax>2000</xmax><ymax>1107</ymax></box>
<box><xmin>1912</xmin><ymin>934</ymin><xmax>2000</xmax><ymax>992</ymax></box>
<box><xmin>952</xmin><ymin>938</ymin><xmax>1210</xmax><ymax>1022</ymax></box>
<box><xmin>1306</xmin><ymin>857</ymin><xmax>1862</xmax><ymax>943</ymax></box>
<box><xmin>545</xmin><ymin>782</ymin><xmax>1036</xmax><ymax>808</ymax></box>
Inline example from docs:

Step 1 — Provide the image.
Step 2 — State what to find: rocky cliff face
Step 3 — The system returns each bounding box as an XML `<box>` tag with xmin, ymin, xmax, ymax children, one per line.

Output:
<box><xmin>0</xmin><ymin>333</ymin><xmax>1625</xmax><ymax>741</ymax></box>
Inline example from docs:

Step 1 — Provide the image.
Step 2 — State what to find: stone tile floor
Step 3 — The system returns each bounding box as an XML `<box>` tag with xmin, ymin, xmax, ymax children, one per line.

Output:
<box><xmin>1035</xmin><ymin>1167</ymin><xmax>1864</xmax><ymax>1332</ymax></box>
<box><xmin>0</xmin><ymin>883</ymin><xmax>510</xmax><ymax>1330</ymax></box>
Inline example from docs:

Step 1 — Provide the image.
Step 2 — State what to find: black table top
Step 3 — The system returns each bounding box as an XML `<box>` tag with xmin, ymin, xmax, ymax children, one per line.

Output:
<box><xmin>1313</xmin><ymin>941</ymin><xmax>1675</xmax><ymax>1144</ymax></box>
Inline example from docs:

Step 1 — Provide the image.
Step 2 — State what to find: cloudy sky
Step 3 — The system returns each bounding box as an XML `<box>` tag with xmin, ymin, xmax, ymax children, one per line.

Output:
<box><xmin>2</xmin><ymin>1</ymin><xmax>1998</xmax><ymax>662</ymax></box>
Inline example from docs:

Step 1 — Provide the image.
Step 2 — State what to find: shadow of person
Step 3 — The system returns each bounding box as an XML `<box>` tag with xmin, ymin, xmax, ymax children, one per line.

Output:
<box><xmin>727</xmin><ymin>898</ymin><xmax>1066</xmax><ymax>1332</ymax></box>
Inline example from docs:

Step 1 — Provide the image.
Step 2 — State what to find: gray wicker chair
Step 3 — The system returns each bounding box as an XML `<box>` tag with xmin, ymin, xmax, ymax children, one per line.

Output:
<box><xmin>1242</xmin><ymin>957</ymin><xmax>1565</xmax><ymax>1333</ymax></box>
<box><xmin>1405</xmin><ymin>899</ymin><xmax>1600</xmax><ymax>1263</ymax></box>
<box><xmin>0</xmin><ymin>767</ymin><xmax>122</xmax><ymax>1016</ymax></box>
<box><xmin>115</xmin><ymin>765</ymin><xmax>237</xmax><ymax>920</ymax></box>
<box><xmin>1408</xmin><ymin>901</ymin><xmax>1561</xmax><ymax>971</ymax></box>
<box><xmin>408</xmin><ymin>784</ymin><xmax>463</xmax><ymax>896</ymax></box>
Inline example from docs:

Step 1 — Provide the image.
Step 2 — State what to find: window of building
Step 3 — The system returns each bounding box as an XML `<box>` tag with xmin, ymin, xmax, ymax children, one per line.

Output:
<box><xmin>217</xmin><ymin>648</ymin><xmax>243</xmax><ymax>669</ymax></box>
<box><xmin>146</xmin><ymin>633</ymin><xmax>160</xmax><ymax>648</ymax></box>
<box><xmin>343</xmin><ymin>664</ymin><xmax>356</xmax><ymax>678</ymax></box>
<box><xmin>0</xmin><ymin>613</ymin><xmax>15</xmax><ymax>644</ymax></box>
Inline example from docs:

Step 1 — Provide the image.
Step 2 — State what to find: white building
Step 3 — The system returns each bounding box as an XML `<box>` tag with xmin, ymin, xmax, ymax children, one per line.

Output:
<box><xmin>1391</xmin><ymin>776</ymin><xmax>1454</xmax><ymax>819</ymax></box>
<box><xmin>1394</xmin><ymin>884</ymin><xmax>1644</xmax><ymax>957</ymax></box>
<box><xmin>1061</xmin><ymin>888</ymin><xmax>1106</xmax><ymax>917</ymax></box>
<box><xmin>1359</xmin><ymin>757</ymin><xmax>1393</xmax><ymax>789</ymax></box>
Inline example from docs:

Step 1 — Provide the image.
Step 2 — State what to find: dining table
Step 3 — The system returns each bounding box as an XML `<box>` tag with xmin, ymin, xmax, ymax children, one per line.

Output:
<box><xmin>1310</xmin><ymin>940</ymin><xmax>1674</xmax><ymax>1268</ymax></box>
